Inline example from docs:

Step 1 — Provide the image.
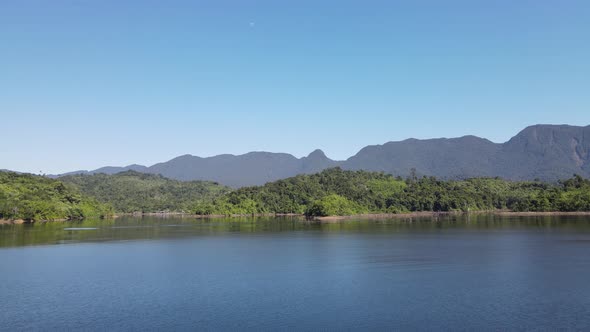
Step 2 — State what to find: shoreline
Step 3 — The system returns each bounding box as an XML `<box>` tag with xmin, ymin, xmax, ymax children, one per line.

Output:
<box><xmin>0</xmin><ymin>218</ymin><xmax>70</xmax><ymax>225</ymax></box>
<box><xmin>115</xmin><ymin>212</ymin><xmax>303</xmax><ymax>218</ymax></box>
<box><xmin>314</xmin><ymin>211</ymin><xmax>590</xmax><ymax>222</ymax></box>
<box><xmin>3</xmin><ymin>211</ymin><xmax>590</xmax><ymax>225</ymax></box>
<box><xmin>0</xmin><ymin>219</ymin><xmax>27</xmax><ymax>225</ymax></box>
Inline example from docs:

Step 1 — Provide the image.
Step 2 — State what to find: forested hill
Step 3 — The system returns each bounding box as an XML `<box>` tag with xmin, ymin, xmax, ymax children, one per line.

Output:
<box><xmin>194</xmin><ymin>168</ymin><xmax>590</xmax><ymax>216</ymax></box>
<box><xmin>4</xmin><ymin>169</ymin><xmax>590</xmax><ymax>219</ymax></box>
<box><xmin>59</xmin><ymin>171</ymin><xmax>231</xmax><ymax>213</ymax></box>
<box><xmin>0</xmin><ymin>171</ymin><xmax>112</xmax><ymax>222</ymax></box>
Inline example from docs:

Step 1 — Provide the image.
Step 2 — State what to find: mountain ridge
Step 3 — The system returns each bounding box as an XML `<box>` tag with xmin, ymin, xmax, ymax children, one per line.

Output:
<box><xmin>42</xmin><ymin>124</ymin><xmax>589</xmax><ymax>187</ymax></box>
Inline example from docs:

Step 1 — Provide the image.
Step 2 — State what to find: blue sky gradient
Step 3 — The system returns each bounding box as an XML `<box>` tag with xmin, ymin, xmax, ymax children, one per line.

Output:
<box><xmin>2</xmin><ymin>0</ymin><xmax>589</xmax><ymax>173</ymax></box>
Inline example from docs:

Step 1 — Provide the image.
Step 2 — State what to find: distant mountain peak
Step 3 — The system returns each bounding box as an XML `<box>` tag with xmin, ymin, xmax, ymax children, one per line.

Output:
<box><xmin>306</xmin><ymin>149</ymin><xmax>328</xmax><ymax>159</ymax></box>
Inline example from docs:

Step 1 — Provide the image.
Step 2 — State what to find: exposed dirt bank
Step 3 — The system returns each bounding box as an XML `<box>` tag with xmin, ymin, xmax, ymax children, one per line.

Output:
<box><xmin>0</xmin><ymin>218</ymin><xmax>82</xmax><ymax>225</ymax></box>
<box><xmin>0</xmin><ymin>219</ymin><xmax>27</xmax><ymax>225</ymax></box>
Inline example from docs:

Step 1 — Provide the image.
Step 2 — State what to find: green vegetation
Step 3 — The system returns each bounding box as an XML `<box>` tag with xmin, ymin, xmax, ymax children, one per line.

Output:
<box><xmin>0</xmin><ymin>172</ymin><xmax>113</xmax><ymax>221</ymax></box>
<box><xmin>306</xmin><ymin>194</ymin><xmax>364</xmax><ymax>217</ymax></box>
<box><xmin>3</xmin><ymin>168</ymin><xmax>589</xmax><ymax>221</ymax></box>
<box><xmin>195</xmin><ymin>167</ymin><xmax>404</xmax><ymax>215</ymax></box>
<box><xmin>194</xmin><ymin>168</ymin><xmax>590</xmax><ymax>216</ymax></box>
<box><xmin>60</xmin><ymin>171</ymin><xmax>231</xmax><ymax>213</ymax></box>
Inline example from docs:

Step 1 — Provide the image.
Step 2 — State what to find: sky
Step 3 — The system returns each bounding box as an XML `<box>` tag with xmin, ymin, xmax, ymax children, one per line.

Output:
<box><xmin>1</xmin><ymin>0</ymin><xmax>589</xmax><ymax>174</ymax></box>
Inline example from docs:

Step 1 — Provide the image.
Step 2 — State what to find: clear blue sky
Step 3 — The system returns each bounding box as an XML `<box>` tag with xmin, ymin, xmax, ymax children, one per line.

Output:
<box><xmin>2</xmin><ymin>0</ymin><xmax>589</xmax><ymax>174</ymax></box>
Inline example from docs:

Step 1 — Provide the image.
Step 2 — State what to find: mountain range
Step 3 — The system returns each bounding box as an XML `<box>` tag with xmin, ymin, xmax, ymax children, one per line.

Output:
<box><xmin>50</xmin><ymin>124</ymin><xmax>590</xmax><ymax>187</ymax></box>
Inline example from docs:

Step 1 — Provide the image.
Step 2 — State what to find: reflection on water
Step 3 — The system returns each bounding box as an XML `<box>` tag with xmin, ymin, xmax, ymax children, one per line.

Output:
<box><xmin>2</xmin><ymin>214</ymin><xmax>590</xmax><ymax>248</ymax></box>
<box><xmin>2</xmin><ymin>215</ymin><xmax>590</xmax><ymax>330</ymax></box>
<box><xmin>62</xmin><ymin>227</ymin><xmax>98</xmax><ymax>231</ymax></box>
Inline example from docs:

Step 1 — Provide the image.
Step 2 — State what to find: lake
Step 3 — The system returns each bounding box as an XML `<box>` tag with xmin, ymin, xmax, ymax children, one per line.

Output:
<box><xmin>1</xmin><ymin>215</ymin><xmax>590</xmax><ymax>330</ymax></box>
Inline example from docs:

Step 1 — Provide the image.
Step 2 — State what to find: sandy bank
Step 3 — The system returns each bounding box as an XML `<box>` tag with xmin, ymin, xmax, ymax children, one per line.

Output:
<box><xmin>0</xmin><ymin>218</ymin><xmax>82</xmax><ymax>225</ymax></box>
<box><xmin>0</xmin><ymin>219</ymin><xmax>27</xmax><ymax>225</ymax></box>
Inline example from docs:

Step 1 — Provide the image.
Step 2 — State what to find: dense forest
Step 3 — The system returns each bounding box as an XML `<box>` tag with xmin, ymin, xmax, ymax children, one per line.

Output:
<box><xmin>194</xmin><ymin>168</ymin><xmax>590</xmax><ymax>216</ymax></box>
<box><xmin>60</xmin><ymin>171</ymin><xmax>230</xmax><ymax>213</ymax></box>
<box><xmin>0</xmin><ymin>172</ymin><xmax>112</xmax><ymax>221</ymax></box>
<box><xmin>2</xmin><ymin>168</ymin><xmax>590</xmax><ymax>220</ymax></box>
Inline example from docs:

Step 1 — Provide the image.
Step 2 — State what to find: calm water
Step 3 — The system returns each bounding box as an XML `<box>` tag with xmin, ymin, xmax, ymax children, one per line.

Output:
<box><xmin>2</xmin><ymin>215</ymin><xmax>590</xmax><ymax>331</ymax></box>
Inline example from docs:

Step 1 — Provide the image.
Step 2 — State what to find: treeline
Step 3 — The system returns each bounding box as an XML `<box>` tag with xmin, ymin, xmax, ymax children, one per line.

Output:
<box><xmin>3</xmin><ymin>168</ymin><xmax>589</xmax><ymax>220</ymax></box>
<box><xmin>60</xmin><ymin>171</ymin><xmax>230</xmax><ymax>213</ymax></box>
<box><xmin>194</xmin><ymin>168</ymin><xmax>590</xmax><ymax>216</ymax></box>
<box><xmin>0</xmin><ymin>172</ymin><xmax>113</xmax><ymax>222</ymax></box>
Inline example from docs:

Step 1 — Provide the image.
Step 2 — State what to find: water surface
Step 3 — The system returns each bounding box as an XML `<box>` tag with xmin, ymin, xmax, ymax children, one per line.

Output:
<box><xmin>1</xmin><ymin>215</ymin><xmax>590</xmax><ymax>330</ymax></box>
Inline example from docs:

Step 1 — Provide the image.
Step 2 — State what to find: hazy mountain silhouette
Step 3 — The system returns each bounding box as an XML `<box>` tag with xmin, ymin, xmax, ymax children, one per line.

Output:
<box><xmin>499</xmin><ymin>124</ymin><xmax>590</xmax><ymax>180</ymax></box>
<box><xmin>48</xmin><ymin>124</ymin><xmax>589</xmax><ymax>187</ymax></box>
<box><xmin>148</xmin><ymin>150</ymin><xmax>339</xmax><ymax>187</ymax></box>
<box><xmin>344</xmin><ymin>125</ymin><xmax>590</xmax><ymax>181</ymax></box>
<box><xmin>54</xmin><ymin>150</ymin><xmax>339</xmax><ymax>187</ymax></box>
<box><xmin>344</xmin><ymin>135</ymin><xmax>500</xmax><ymax>179</ymax></box>
<box><xmin>56</xmin><ymin>164</ymin><xmax>149</xmax><ymax>177</ymax></box>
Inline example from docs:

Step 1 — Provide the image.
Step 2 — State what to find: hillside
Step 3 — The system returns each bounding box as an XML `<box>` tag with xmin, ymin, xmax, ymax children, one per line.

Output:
<box><xmin>4</xmin><ymin>168</ymin><xmax>589</xmax><ymax>220</ymax></box>
<box><xmin>52</xmin><ymin>124</ymin><xmax>590</xmax><ymax>186</ymax></box>
<box><xmin>55</xmin><ymin>149</ymin><xmax>339</xmax><ymax>187</ymax></box>
<box><xmin>194</xmin><ymin>168</ymin><xmax>590</xmax><ymax>216</ymax></box>
<box><xmin>59</xmin><ymin>171</ymin><xmax>231</xmax><ymax>213</ymax></box>
<box><xmin>0</xmin><ymin>171</ymin><xmax>112</xmax><ymax>222</ymax></box>
<box><xmin>346</xmin><ymin>124</ymin><xmax>590</xmax><ymax>181</ymax></box>
<box><xmin>344</xmin><ymin>135</ymin><xmax>500</xmax><ymax>179</ymax></box>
